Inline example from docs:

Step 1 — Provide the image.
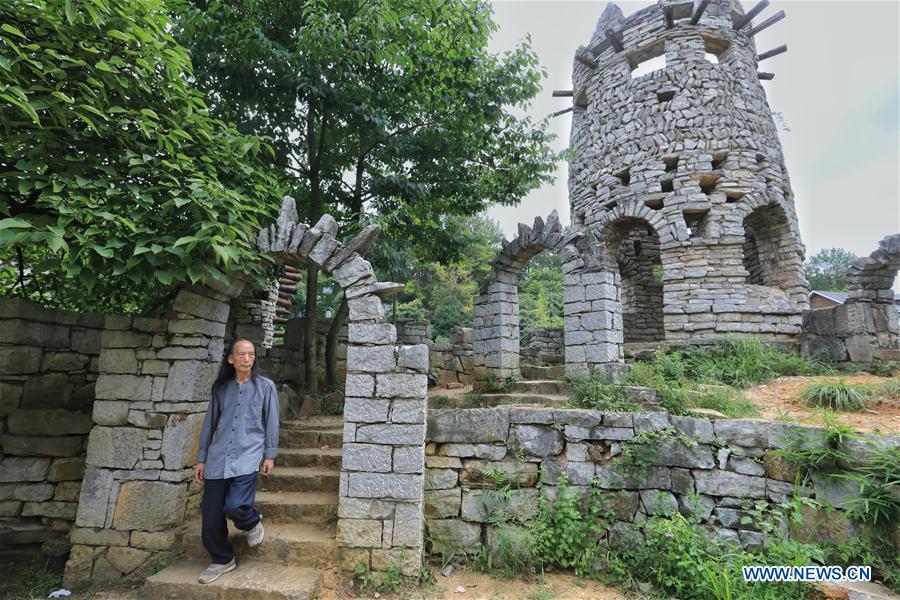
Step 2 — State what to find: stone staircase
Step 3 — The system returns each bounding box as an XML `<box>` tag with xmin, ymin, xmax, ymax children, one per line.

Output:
<box><xmin>479</xmin><ymin>378</ymin><xmax>572</xmax><ymax>407</ymax></box>
<box><xmin>145</xmin><ymin>416</ymin><xmax>343</xmax><ymax>599</ymax></box>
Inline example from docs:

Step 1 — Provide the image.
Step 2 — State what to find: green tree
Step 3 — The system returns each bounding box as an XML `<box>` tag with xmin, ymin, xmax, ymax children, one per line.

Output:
<box><xmin>804</xmin><ymin>248</ymin><xmax>857</xmax><ymax>291</ymax></box>
<box><xmin>0</xmin><ymin>0</ymin><xmax>281</xmax><ymax>313</ymax></box>
<box><xmin>519</xmin><ymin>256</ymin><xmax>564</xmax><ymax>331</ymax></box>
<box><xmin>173</xmin><ymin>0</ymin><xmax>556</xmax><ymax>389</ymax></box>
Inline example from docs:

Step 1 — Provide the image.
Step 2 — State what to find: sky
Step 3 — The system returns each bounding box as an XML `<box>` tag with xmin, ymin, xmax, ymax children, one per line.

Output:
<box><xmin>485</xmin><ymin>0</ymin><xmax>900</xmax><ymax>276</ymax></box>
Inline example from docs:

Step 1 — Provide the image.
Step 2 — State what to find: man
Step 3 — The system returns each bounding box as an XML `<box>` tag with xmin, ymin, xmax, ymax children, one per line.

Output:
<box><xmin>194</xmin><ymin>338</ymin><xmax>279</xmax><ymax>584</ymax></box>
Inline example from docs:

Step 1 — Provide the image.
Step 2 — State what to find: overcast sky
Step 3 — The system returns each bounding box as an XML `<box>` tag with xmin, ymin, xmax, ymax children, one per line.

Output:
<box><xmin>486</xmin><ymin>0</ymin><xmax>900</xmax><ymax>275</ymax></box>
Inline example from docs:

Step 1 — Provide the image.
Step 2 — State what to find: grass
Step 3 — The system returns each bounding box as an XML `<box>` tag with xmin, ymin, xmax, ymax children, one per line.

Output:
<box><xmin>3</xmin><ymin>556</ymin><xmax>65</xmax><ymax>600</ymax></box>
<box><xmin>802</xmin><ymin>380</ymin><xmax>869</xmax><ymax>411</ymax></box>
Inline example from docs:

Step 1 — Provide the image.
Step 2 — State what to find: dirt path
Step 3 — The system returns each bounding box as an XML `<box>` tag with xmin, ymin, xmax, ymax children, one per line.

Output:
<box><xmin>742</xmin><ymin>374</ymin><xmax>900</xmax><ymax>434</ymax></box>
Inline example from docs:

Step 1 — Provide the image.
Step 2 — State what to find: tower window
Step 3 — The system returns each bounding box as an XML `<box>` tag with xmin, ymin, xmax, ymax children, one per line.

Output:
<box><xmin>684</xmin><ymin>209</ymin><xmax>710</xmax><ymax>238</ymax></box>
<box><xmin>614</xmin><ymin>168</ymin><xmax>631</xmax><ymax>187</ymax></box>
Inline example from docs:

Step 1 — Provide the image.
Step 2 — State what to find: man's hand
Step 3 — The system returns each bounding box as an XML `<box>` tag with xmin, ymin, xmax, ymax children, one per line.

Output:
<box><xmin>194</xmin><ymin>462</ymin><xmax>205</xmax><ymax>484</ymax></box>
<box><xmin>261</xmin><ymin>458</ymin><xmax>275</xmax><ymax>475</ymax></box>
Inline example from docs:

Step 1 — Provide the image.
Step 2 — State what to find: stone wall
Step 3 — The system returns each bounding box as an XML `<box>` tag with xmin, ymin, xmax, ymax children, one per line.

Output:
<box><xmin>430</xmin><ymin>327</ymin><xmax>475</xmax><ymax>388</ymax></box>
<box><xmin>0</xmin><ymin>298</ymin><xmax>104</xmax><ymax>550</ymax></box>
<box><xmin>801</xmin><ymin>234</ymin><xmax>900</xmax><ymax>365</ymax></box>
<box><xmin>63</xmin><ymin>282</ymin><xmax>242</xmax><ymax>585</ymax></box>
<box><xmin>568</xmin><ymin>0</ymin><xmax>809</xmax><ymax>348</ymax></box>
<box><xmin>396</xmin><ymin>319</ymin><xmax>432</xmax><ymax>346</ymax></box>
<box><xmin>423</xmin><ymin>407</ymin><xmax>897</xmax><ymax>557</ymax></box>
<box><xmin>521</xmin><ymin>327</ymin><xmax>564</xmax><ymax>361</ymax></box>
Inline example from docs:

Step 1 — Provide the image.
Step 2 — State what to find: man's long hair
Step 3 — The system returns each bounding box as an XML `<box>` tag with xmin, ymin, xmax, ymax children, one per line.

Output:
<box><xmin>211</xmin><ymin>338</ymin><xmax>261</xmax><ymax>399</ymax></box>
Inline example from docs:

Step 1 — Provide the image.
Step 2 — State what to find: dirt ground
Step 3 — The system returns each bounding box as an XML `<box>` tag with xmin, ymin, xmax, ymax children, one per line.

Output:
<box><xmin>742</xmin><ymin>374</ymin><xmax>900</xmax><ymax>434</ymax></box>
<box><xmin>315</xmin><ymin>566</ymin><xmax>628</xmax><ymax>600</ymax></box>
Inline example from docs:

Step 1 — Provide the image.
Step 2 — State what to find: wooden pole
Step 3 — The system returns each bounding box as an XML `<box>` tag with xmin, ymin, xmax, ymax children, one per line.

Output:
<box><xmin>552</xmin><ymin>107</ymin><xmax>574</xmax><ymax>118</ymax></box>
<box><xmin>757</xmin><ymin>72</ymin><xmax>775</xmax><ymax>80</ymax></box>
<box><xmin>734</xmin><ymin>0</ymin><xmax>769</xmax><ymax>30</ymax></box>
<box><xmin>690</xmin><ymin>0</ymin><xmax>711</xmax><ymax>25</ymax></box>
<box><xmin>552</xmin><ymin>90</ymin><xmax>574</xmax><ymax>97</ymax></box>
<box><xmin>605</xmin><ymin>29</ymin><xmax>624</xmax><ymax>52</ymax></box>
<box><xmin>576</xmin><ymin>50</ymin><xmax>598</xmax><ymax>68</ymax></box>
<box><xmin>748</xmin><ymin>10</ymin><xmax>785</xmax><ymax>37</ymax></box>
<box><xmin>757</xmin><ymin>44</ymin><xmax>787</xmax><ymax>62</ymax></box>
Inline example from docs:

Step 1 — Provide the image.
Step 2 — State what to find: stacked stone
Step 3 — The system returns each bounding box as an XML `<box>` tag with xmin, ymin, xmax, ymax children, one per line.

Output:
<box><xmin>801</xmin><ymin>234</ymin><xmax>900</xmax><ymax>364</ymax></box>
<box><xmin>424</xmin><ymin>407</ymin><xmax>898</xmax><ymax>556</ymax></box>
<box><xmin>396</xmin><ymin>319</ymin><xmax>432</xmax><ymax>347</ymax></box>
<box><xmin>521</xmin><ymin>327</ymin><xmax>564</xmax><ymax>361</ymax></box>
<box><xmin>568</xmin><ymin>0</ymin><xmax>808</xmax><ymax>349</ymax></box>
<box><xmin>429</xmin><ymin>327</ymin><xmax>475</xmax><ymax>387</ymax></box>
<box><xmin>239</xmin><ymin>277</ymin><xmax>279</xmax><ymax>348</ymax></box>
<box><xmin>0</xmin><ymin>298</ymin><xmax>103</xmax><ymax>549</ymax></box>
<box><xmin>64</xmin><ymin>282</ymin><xmax>242</xmax><ymax>585</ymax></box>
<box><xmin>257</xmin><ymin>197</ymin><xmax>429</xmax><ymax>576</ymax></box>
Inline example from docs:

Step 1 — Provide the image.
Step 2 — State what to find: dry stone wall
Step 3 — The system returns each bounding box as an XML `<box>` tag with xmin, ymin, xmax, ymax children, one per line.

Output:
<box><xmin>801</xmin><ymin>234</ymin><xmax>900</xmax><ymax>364</ymax></box>
<box><xmin>63</xmin><ymin>281</ymin><xmax>243</xmax><ymax>585</ymax></box>
<box><xmin>423</xmin><ymin>407</ymin><xmax>898</xmax><ymax>557</ymax></box>
<box><xmin>430</xmin><ymin>327</ymin><xmax>475</xmax><ymax>388</ymax></box>
<box><xmin>0</xmin><ymin>298</ymin><xmax>103</xmax><ymax>550</ymax></box>
<box><xmin>569</xmin><ymin>0</ymin><xmax>808</xmax><ymax>347</ymax></box>
<box><xmin>521</xmin><ymin>327</ymin><xmax>564</xmax><ymax>361</ymax></box>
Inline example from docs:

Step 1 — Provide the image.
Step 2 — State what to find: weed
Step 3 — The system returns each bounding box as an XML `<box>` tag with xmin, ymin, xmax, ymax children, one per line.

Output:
<box><xmin>867</xmin><ymin>361</ymin><xmax>900</xmax><ymax>377</ymax></box>
<box><xmin>7</xmin><ymin>557</ymin><xmax>64</xmax><ymax>600</ymax></box>
<box><xmin>686</xmin><ymin>385</ymin><xmax>758</xmax><ymax>418</ymax></box>
<box><xmin>431</xmin><ymin>394</ymin><xmax>451</xmax><ymax>408</ymax></box>
<box><xmin>566</xmin><ymin>375</ymin><xmax>639</xmax><ymax>412</ymax></box>
<box><xmin>483</xmin><ymin>373</ymin><xmax>519</xmax><ymax>393</ymax></box>
<box><xmin>801</xmin><ymin>380</ymin><xmax>869</xmax><ymax>411</ymax></box>
<box><xmin>772</xmin><ymin>411</ymin><xmax>856</xmax><ymax>476</ymax></box>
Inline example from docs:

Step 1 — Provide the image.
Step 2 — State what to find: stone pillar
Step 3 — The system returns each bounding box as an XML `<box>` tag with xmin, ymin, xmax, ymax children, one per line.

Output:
<box><xmin>64</xmin><ymin>282</ymin><xmax>242</xmax><ymax>585</ymax></box>
<box><xmin>336</xmin><ymin>291</ymin><xmax>429</xmax><ymax>576</ymax></box>
<box><xmin>472</xmin><ymin>278</ymin><xmax>520</xmax><ymax>384</ymax></box>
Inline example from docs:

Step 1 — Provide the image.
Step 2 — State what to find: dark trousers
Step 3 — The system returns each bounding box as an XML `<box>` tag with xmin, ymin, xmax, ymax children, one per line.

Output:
<box><xmin>201</xmin><ymin>473</ymin><xmax>261</xmax><ymax>564</ymax></box>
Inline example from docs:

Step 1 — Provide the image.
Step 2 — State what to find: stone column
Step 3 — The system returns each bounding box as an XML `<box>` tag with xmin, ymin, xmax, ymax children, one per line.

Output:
<box><xmin>336</xmin><ymin>291</ymin><xmax>429</xmax><ymax>576</ymax></box>
<box><xmin>64</xmin><ymin>282</ymin><xmax>242</xmax><ymax>585</ymax></box>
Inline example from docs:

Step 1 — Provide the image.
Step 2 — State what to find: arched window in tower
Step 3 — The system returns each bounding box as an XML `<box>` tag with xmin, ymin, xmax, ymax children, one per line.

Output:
<box><xmin>742</xmin><ymin>203</ymin><xmax>793</xmax><ymax>288</ymax></box>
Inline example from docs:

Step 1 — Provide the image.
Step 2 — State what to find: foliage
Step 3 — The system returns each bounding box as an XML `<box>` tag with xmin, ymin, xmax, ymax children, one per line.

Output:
<box><xmin>867</xmin><ymin>361</ymin><xmax>900</xmax><ymax>378</ymax></box>
<box><xmin>5</xmin><ymin>556</ymin><xmax>65</xmax><ymax>600</ymax></box>
<box><xmin>772</xmin><ymin>411</ymin><xmax>857</xmax><ymax>476</ymax></box>
<box><xmin>616</xmin><ymin>428</ymin><xmax>692</xmax><ymax>475</ymax></box>
<box><xmin>519</xmin><ymin>253</ymin><xmax>564</xmax><ymax>330</ymax></box>
<box><xmin>801</xmin><ymin>380</ymin><xmax>869</xmax><ymax>411</ymax></box>
<box><xmin>0</xmin><ymin>0</ymin><xmax>281</xmax><ymax>313</ymax></box>
<box><xmin>804</xmin><ymin>247</ymin><xmax>857</xmax><ymax>291</ymax></box>
<box><xmin>482</xmin><ymin>372</ymin><xmax>518</xmax><ymax>394</ymax></box>
<box><xmin>566</xmin><ymin>376</ymin><xmax>638</xmax><ymax>412</ymax></box>
<box><xmin>685</xmin><ymin>384</ymin><xmax>759</xmax><ymax>418</ymax></box>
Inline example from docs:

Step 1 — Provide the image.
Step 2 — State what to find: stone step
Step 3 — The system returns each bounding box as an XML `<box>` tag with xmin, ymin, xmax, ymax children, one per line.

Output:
<box><xmin>278</xmin><ymin>447</ymin><xmax>343</xmax><ymax>470</ymax></box>
<box><xmin>508</xmin><ymin>379</ymin><xmax>571</xmax><ymax>395</ymax></box>
<box><xmin>523</xmin><ymin>354</ymin><xmax>564</xmax><ymax>366</ymax></box>
<box><xmin>476</xmin><ymin>393</ymin><xmax>570</xmax><ymax>407</ymax></box>
<box><xmin>258</xmin><ymin>467</ymin><xmax>340</xmax><ymax>494</ymax></box>
<box><xmin>279</xmin><ymin>428</ymin><xmax>343</xmax><ymax>449</ymax></box>
<box><xmin>254</xmin><ymin>491</ymin><xmax>338</xmax><ymax>523</ymax></box>
<box><xmin>145</xmin><ymin>560</ymin><xmax>322</xmax><ymax>599</ymax></box>
<box><xmin>521</xmin><ymin>364</ymin><xmax>565</xmax><ymax>380</ymax></box>
<box><xmin>179</xmin><ymin>520</ymin><xmax>335</xmax><ymax>567</ymax></box>
<box><xmin>281</xmin><ymin>416</ymin><xmax>344</xmax><ymax>431</ymax></box>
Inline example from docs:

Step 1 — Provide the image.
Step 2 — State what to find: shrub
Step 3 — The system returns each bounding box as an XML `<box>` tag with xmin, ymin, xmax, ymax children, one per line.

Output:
<box><xmin>567</xmin><ymin>375</ymin><xmax>638</xmax><ymax>412</ymax></box>
<box><xmin>801</xmin><ymin>380</ymin><xmax>869</xmax><ymax>411</ymax></box>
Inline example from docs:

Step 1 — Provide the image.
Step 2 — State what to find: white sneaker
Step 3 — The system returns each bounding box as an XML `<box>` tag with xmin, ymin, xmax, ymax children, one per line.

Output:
<box><xmin>198</xmin><ymin>558</ymin><xmax>236</xmax><ymax>584</ymax></box>
<box><xmin>247</xmin><ymin>518</ymin><xmax>264</xmax><ymax>547</ymax></box>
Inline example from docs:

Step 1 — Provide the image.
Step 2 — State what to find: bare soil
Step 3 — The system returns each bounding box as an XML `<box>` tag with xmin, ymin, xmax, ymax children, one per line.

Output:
<box><xmin>741</xmin><ymin>374</ymin><xmax>900</xmax><ymax>434</ymax></box>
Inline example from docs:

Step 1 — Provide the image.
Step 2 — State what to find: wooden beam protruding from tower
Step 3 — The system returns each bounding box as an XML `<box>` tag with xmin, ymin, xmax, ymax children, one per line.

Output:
<box><xmin>553</xmin><ymin>90</ymin><xmax>574</xmax><ymax>97</ymax></box>
<box><xmin>757</xmin><ymin>45</ymin><xmax>787</xmax><ymax>62</ymax></box>
<box><xmin>748</xmin><ymin>10</ymin><xmax>785</xmax><ymax>37</ymax></box>
<box><xmin>758</xmin><ymin>72</ymin><xmax>775</xmax><ymax>80</ymax></box>
<box><xmin>690</xmin><ymin>0</ymin><xmax>711</xmax><ymax>25</ymax></box>
<box><xmin>575</xmin><ymin>47</ymin><xmax>598</xmax><ymax>68</ymax></box>
<box><xmin>733</xmin><ymin>0</ymin><xmax>769</xmax><ymax>31</ymax></box>
<box><xmin>605</xmin><ymin>29</ymin><xmax>624</xmax><ymax>52</ymax></box>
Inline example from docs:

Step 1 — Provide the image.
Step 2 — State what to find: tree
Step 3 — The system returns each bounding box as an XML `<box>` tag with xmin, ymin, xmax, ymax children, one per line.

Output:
<box><xmin>0</xmin><ymin>0</ymin><xmax>281</xmax><ymax>313</ymax></box>
<box><xmin>173</xmin><ymin>0</ymin><xmax>557</xmax><ymax>390</ymax></box>
<box><xmin>804</xmin><ymin>248</ymin><xmax>857</xmax><ymax>291</ymax></box>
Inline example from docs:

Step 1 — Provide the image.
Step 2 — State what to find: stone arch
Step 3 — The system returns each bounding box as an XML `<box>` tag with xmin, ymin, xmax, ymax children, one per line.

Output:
<box><xmin>847</xmin><ymin>234</ymin><xmax>900</xmax><ymax>304</ymax></box>
<box><xmin>472</xmin><ymin>212</ymin><xmax>566</xmax><ymax>384</ymax></box>
<box><xmin>256</xmin><ymin>196</ymin><xmax>427</xmax><ymax>575</ymax></box>
<box><xmin>739</xmin><ymin>198</ymin><xmax>806</xmax><ymax>307</ymax></box>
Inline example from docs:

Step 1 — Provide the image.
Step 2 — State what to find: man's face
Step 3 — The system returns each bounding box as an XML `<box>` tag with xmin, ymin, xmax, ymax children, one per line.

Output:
<box><xmin>228</xmin><ymin>340</ymin><xmax>256</xmax><ymax>373</ymax></box>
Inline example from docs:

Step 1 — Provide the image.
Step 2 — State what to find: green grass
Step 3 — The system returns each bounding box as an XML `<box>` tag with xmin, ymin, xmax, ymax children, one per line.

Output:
<box><xmin>4</xmin><ymin>556</ymin><xmax>65</xmax><ymax>600</ymax></box>
<box><xmin>801</xmin><ymin>380</ymin><xmax>869</xmax><ymax>411</ymax></box>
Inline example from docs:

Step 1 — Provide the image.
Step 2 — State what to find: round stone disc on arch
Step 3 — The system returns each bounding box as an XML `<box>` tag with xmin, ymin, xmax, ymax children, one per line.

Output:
<box><xmin>256</xmin><ymin>196</ymin><xmax>428</xmax><ymax>576</ymax></box>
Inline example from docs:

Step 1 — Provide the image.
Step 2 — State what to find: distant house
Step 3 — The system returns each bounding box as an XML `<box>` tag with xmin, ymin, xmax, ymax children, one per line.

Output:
<box><xmin>809</xmin><ymin>290</ymin><xmax>900</xmax><ymax>310</ymax></box>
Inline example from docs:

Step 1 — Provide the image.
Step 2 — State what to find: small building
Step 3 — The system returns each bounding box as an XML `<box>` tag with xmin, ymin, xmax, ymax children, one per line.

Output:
<box><xmin>809</xmin><ymin>290</ymin><xmax>900</xmax><ymax>310</ymax></box>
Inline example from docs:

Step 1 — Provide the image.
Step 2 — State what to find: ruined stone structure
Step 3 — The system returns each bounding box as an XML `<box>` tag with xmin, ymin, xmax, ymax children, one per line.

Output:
<box><xmin>801</xmin><ymin>234</ymin><xmax>900</xmax><ymax>365</ymax></box>
<box><xmin>569</xmin><ymin>0</ymin><xmax>808</xmax><ymax>348</ymax></box>
<box><xmin>521</xmin><ymin>327</ymin><xmax>564</xmax><ymax>362</ymax></box>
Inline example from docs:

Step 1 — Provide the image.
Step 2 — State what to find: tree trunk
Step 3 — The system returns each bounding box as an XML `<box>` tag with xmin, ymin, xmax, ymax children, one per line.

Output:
<box><xmin>303</xmin><ymin>266</ymin><xmax>319</xmax><ymax>394</ymax></box>
<box><xmin>325</xmin><ymin>295</ymin><xmax>348</xmax><ymax>388</ymax></box>
<box><xmin>303</xmin><ymin>102</ymin><xmax>326</xmax><ymax>395</ymax></box>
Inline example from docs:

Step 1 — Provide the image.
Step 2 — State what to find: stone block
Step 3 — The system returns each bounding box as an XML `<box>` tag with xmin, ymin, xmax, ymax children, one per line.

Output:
<box><xmin>0</xmin><ymin>382</ymin><xmax>23</xmax><ymax>416</ymax></box>
<box><xmin>167</xmin><ymin>318</ymin><xmax>226</xmax><ymax>337</ymax></box>
<box><xmin>95</xmin><ymin>374</ymin><xmax>152</xmax><ymax>401</ymax></box>
<box><xmin>172</xmin><ymin>289</ymin><xmax>230</xmax><ymax>323</ymax></box>
<box><xmin>0</xmin><ymin>320</ymin><xmax>69</xmax><ymax>347</ymax></box>
<box><xmin>844</xmin><ymin>335</ymin><xmax>876</xmax><ymax>363</ymax></box>
<box><xmin>398</xmin><ymin>345</ymin><xmax>429</xmax><ymax>370</ymax></box>
<box><xmin>130</xmin><ymin>530</ymin><xmax>175</xmax><ymax>550</ymax></box>
<box><xmin>462</xmin><ymin>488</ymin><xmax>538</xmax><ymax>523</ymax></box>
<box><xmin>54</xmin><ymin>480</ymin><xmax>82</xmax><ymax>501</ymax></box>
<box><xmin>460</xmin><ymin>460</ymin><xmax>539</xmax><ymax>487</ymax></box>
<box><xmin>348</xmin><ymin>323</ymin><xmax>397</xmax><ymax>345</ymax></box>
<box><xmin>3</xmin><ymin>482</ymin><xmax>53</xmax><ymax>501</ymax></box>
<box><xmin>92</xmin><ymin>401</ymin><xmax>130</xmax><ymax>426</ymax></box>
<box><xmin>344</xmin><ymin>398</ymin><xmax>390</xmax><ymax>423</ymax></box>
<box><xmin>86</xmin><ymin>427</ymin><xmax>145</xmax><ymax>469</ymax></box>
<box><xmin>677</xmin><ymin>494</ymin><xmax>716</xmax><ymax>520</ymax></box>
<box><xmin>70</xmin><ymin>527</ymin><xmax>130</xmax><ymax>547</ymax></box>
<box><xmin>49</xmin><ymin>457</ymin><xmax>85</xmax><ymax>482</ymax></box>
<box><xmin>714</xmin><ymin>420</ymin><xmax>769</xmax><ymax>447</ymax></box>
<box><xmin>652</xmin><ymin>440</ymin><xmax>715</xmax><ymax>469</ymax></box>
<box><xmin>0</xmin><ymin>346</ymin><xmax>42</xmax><ymax>375</ymax></box>
<box><xmin>162</xmin><ymin>360</ymin><xmax>218</xmax><ymax>401</ymax></box>
<box><xmin>694</xmin><ymin>471</ymin><xmax>766</xmax><ymax>498</ymax></box>
<box><xmin>355</xmin><ymin>424</ymin><xmax>426</xmax><ymax>445</ymax></box>
<box><xmin>43</xmin><ymin>352</ymin><xmax>90</xmax><ymax>371</ymax></box>
<box><xmin>811</xmin><ymin>472</ymin><xmax>861</xmax><ymax>509</ymax></box>
<box><xmin>540</xmin><ymin>458</ymin><xmax>596</xmax><ymax>485</ymax></box>
<box><xmin>344</xmin><ymin>374</ymin><xmax>375</xmax><ymax>398</ymax></box>
<box><xmin>425</xmin><ymin>488</ymin><xmax>461</xmax><ymax>519</ymax></box>
<box><xmin>633</xmin><ymin>412</ymin><xmax>670</xmax><ymax>432</ymax></box>
<box><xmin>346</xmin><ymin>346</ymin><xmax>395</xmax><ymax>373</ymax></box>
<box><xmin>426</xmin><ymin>519</ymin><xmax>481</xmax><ymax>555</ymax></box>
<box><xmin>595</xmin><ymin>465</ymin><xmax>670</xmax><ymax>490</ymax></box>
<box><xmin>348</xmin><ymin>296</ymin><xmax>386</xmax><ymax>321</ymax></box>
<box><xmin>393</xmin><ymin>445</ymin><xmax>424</xmax><ymax>474</ymax></box>
<box><xmin>427</xmin><ymin>408</ymin><xmax>509</xmax><ymax>443</ymax></box>
<box><xmin>106</xmin><ymin>546</ymin><xmax>150</xmax><ymax>575</ymax></box>
<box><xmin>112</xmin><ymin>481</ymin><xmax>187</xmax><ymax>531</ymax></box>
<box><xmin>640</xmin><ymin>490</ymin><xmax>678</xmax><ymax>516</ymax></box>
<box><xmin>21</xmin><ymin>501</ymin><xmax>77</xmax><ymax>519</ymax></box>
<box><xmin>161</xmin><ymin>413</ymin><xmax>204</xmax><ymax>470</ymax></box>
<box><xmin>670</xmin><ymin>468</ymin><xmax>695</xmax><ymax>495</ymax></box>
<box><xmin>375</xmin><ymin>374</ymin><xmax>427</xmax><ymax>398</ymax></box>
<box><xmin>0</xmin><ymin>456</ymin><xmax>50</xmax><ymax>482</ymax></box>
<box><xmin>0</xmin><ymin>500</ymin><xmax>21</xmax><ymax>516</ymax></box>
<box><xmin>98</xmin><ymin>349</ymin><xmax>138</xmax><ymax>374</ymax></box>
<box><xmin>347</xmin><ymin>473</ymin><xmax>423</xmax><ymax>500</ymax></box>
<box><xmin>75</xmin><ymin>468</ymin><xmax>114</xmax><ymax>527</ymax></box>
<box><xmin>338</xmin><ymin>497</ymin><xmax>397</xmax><ymax>520</ymax></box>
<box><xmin>101</xmin><ymin>329</ymin><xmax>151</xmax><ymax>348</ymax></box>
<box><xmin>2</xmin><ymin>434</ymin><xmax>84</xmax><ymax>457</ymax></box>
<box><xmin>337</xmin><ymin>519</ymin><xmax>383</xmax><ymax>548</ymax></box>
<box><xmin>424</xmin><ymin>468</ymin><xmax>458</xmax><ymax>490</ymax></box>
<box><xmin>21</xmin><ymin>373</ymin><xmax>72</xmax><ymax>408</ymax></box>
<box><xmin>390</xmin><ymin>400</ymin><xmax>426</xmax><ymax>424</ymax></box>
<box><xmin>343</xmin><ymin>443</ymin><xmax>392</xmax><ymax>472</ymax></box>
<box><xmin>438</xmin><ymin>443</ymin><xmax>506</xmax><ymax>460</ymax></box>
<box><xmin>371</xmin><ymin>547</ymin><xmax>422</xmax><ymax>576</ymax></box>
<box><xmin>8</xmin><ymin>409</ymin><xmax>93</xmax><ymax>436</ymax></box>
<box><xmin>670</xmin><ymin>415</ymin><xmax>715</xmax><ymax>444</ymax></box>
<box><xmin>510</xmin><ymin>424</ymin><xmax>564</xmax><ymax>457</ymax></box>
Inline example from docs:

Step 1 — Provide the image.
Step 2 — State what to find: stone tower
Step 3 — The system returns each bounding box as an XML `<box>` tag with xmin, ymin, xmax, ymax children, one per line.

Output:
<box><xmin>568</xmin><ymin>0</ymin><xmax>808</xmax><ymax>349</ymax></box>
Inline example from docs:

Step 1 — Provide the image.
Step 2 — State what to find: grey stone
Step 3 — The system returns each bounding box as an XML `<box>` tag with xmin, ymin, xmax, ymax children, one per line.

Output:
<box><xmin>338</xmin><ymin>497</ymin><xmax>397</xmax><ymax>520</ymax></box>
<box><xmin>21</xmin><ymin>501</ymin><xmax>77</xmax><ymax>519</ymax></box>
<box><xmin>640</xmin><ymin>490</ymin><xmax>678</xmax><ymax>516</ymax></box>
<box><xmin>633</xmin><ymin>412</ymin><xmax>670</xmax><ymax>432</ymax></box>
<box><xmin>48</xmin><ymin>457</ymin><xmax>85</xmax><ymax>481</ymax></box>
<box><xmin>355</xmin><ymin>424</ymin><xmax>426</xmax><ymax>445</ymax></box>
<box><xmin>427</xmin><ymin>519</ymin><xmax>481</xmax><ymax>554</ymax></box>
<box><xmin>438</xmin><ymin>443</ymin><xmax>506</xmax><ymax>460</ymax></box>
<box><xmin>92</xmin><ymin>400</ymin><xmax>130</xmax><ymax>426</ymax></box>
<box><xmin>348</xmin><ymin>296</ymin><xmax>386</xmax><ymax>321</ymax></box>
<box><xmin>43</xmin><ymin>352</ymin><xmax>89</xmax><ymax>371</ymax></box>
<box><xmin>670</xmin><ymin>415</ymin><xmax>715</xmax><ymax>443</ymax></box>
<box><xmin>427</xmin><ymin>408</ymin><xmax>509</xmax><ymax>443</ymax></box>
<box><xmin>714</xmin><ymin>420</ymin><xmax>769</xmax><ymax>447</ymax></box>
<box><xmin>21</xmin><ymin>372</ymin><xmax>72</xmax><ymax>408</ymax></box>
<box><xmin>425</xmin><ymin>468</ymin><xmax>458</xmax><ymax>490</ymax></box>
<box><xmin>86</xmin><ymin>427</ymin><xmax>145</xmax><ymax>469</ymax></box>
<box><xmin>425</xmin><ymin>488</ymin><xmax>462</xmax><ymax>519</ymax></box>
<box><xmin>670</xmin><ymin>468</ymin><xmax>695</xmax><ymax>495</ymax></box>
<box><xmin>0</xmin><ymin>383</ymin><xmax>23</xmax><ymax>416</ymax></box>
<box><xmin>98</xmin><ymin>349</ymin><xmax>138</xmax><ymax>374</ymax></box>
<box><xmin>347</xmin><ymin>473</ymin><xmax>422</xmax><ymax>500</ymax></box>
<box><xmin>95</xmin><ymin>374</ymin><xmax>152</xmax><ymax>401</ymax></box>
<box><xmin>393</xmin><ymin>445</ymin><xmax>425</xmax><ymax>474</ymax></box>
<box><xmin>1</xmin><ymin>434</ymin><xmax>83</xmax><ymax>457</ymax></box>
<box><xmin>390</xmin><ymin>400</ymin><xmax>426</xmax><ymax>424</ymax></box>
<box><xmin>161</xmin><ymin>413</ymin><xmax>204</xmax><ymax>469</ymax></box>
<box><xmin>162</xmin><ymin>360</ymin><xmax>218</xmax><ymax>401</ymax></box>
<box><xmin>343</xmin><ymin>443</ymin><xmax>392</xmax><ymax>473</ymax></box>
<box><xmin>346</xmin><ymin>346</ymin><xmax>395</xmax><ymax>373</ymax></box>
<box><xmin>596</xmin><ymin>464</ymin><xmax>670</xmax><ymax>489</ymax></box>
<box><xmin>398</xmin><ymin>345</ymin><xmax>429</xmax><ymax>370</ymax></box>
<box><xmin>694</xmin><ymin>471</ymin><xmax>766</xmax><ymax>498</ymax></box>
<box><xmin>336</xmin><ymin>518</ymin><xmax>382</xmax><ymax>548</ymax></box>
<box><xmin>677</xmin><ymin>494</ymin><xmax>716</xmax><ymax>520</ymax></box>
<box><xmin>344</xmin><ymin>398</ymin><xmax>390</xmax><ymax>423</ymax></box>
<box><xmin>812</xmin><ymin>472</ymin><xmax>862</xmax><ymax>509</ymax></box>
<box><xmin>0</xmin><ymin>346</ymin><xmax>42</xmax><ymax>375</ymax></box>
<box><xmin>334</xmin><ymin>256</ymin><xmax>374</xmax><ymax>288</ymax></box>
<box><xmin>112</xmin><ymin>481</ymin><xmax>187</xmax><ymax>531</ymax></box>
<box><xmin>7</xmin><ymin>409</ymin><xmax>93</xmax><ymax>436</ymax></box>
<box><xmin>510</xmin><ymin>425</ymin><xmax>564</xmax><ymax>457</ymax></box>
<box><xmin>375</xmin><ymin>373</ymin><xmax>427</xmax><ymax>398</ymax></box>
<box><xmin>348</xmin><ymin>324</ymin><xmax>396</xmax><ymax>345</ymax></box>
<box><xmin>0</xmin><ymin>457</ymin><xmax>50</xmax><ymax>482</ymax></box>
<box><xmin>652</xmin><ymin>440</ymin><xmax>715</xmax><ymax>469</ymax></box>
<box><xmin>540</xmin><ymin>458</ymin><xmax>596</xmax><ymax>485</ymax></box>
<box><xmin>728</xmin><ymin>456</ymin><xmax>767</xmax><ymax>477</ymax></box>
<box><xmin>75</xmin><ymin>468</ymin><xmax>114</xmax><ymax>528</ymax></box>
<box><xmin>0</xmin><ymin>320</ymin><xmax>68</xmax><ymax>347</ymax></box>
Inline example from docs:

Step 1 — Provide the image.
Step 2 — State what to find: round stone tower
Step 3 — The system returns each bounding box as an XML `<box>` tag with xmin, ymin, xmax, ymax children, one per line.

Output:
<box><xmin>568</xmin><ymin>0</ymin><xmax>808</xmax><ymax>349</ymax></box>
